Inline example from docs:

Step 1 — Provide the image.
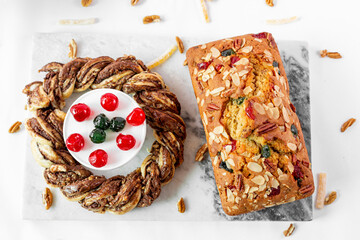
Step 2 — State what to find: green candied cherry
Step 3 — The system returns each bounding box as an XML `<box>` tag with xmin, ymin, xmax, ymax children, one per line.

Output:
<box><xmin>221</xmin><ymin>49</ymin><xmax>235</xmax><ymax>57</ymax></box>
<box><xmin>89</xmin><ymin>128</ymin><xmax>106</xmax><ymax>144</ymax></box>
<box><xmin>231</xmin><ymin>97</ymin><xmax>246</xmax><ymax>105</ymax></box>
<box><xmin>93</xmin><ymin>113</ymin><xmax>110</xmax><ymax>130</ymax></box>
<box><xmin>110</xmin><ymin>117</ymin><xmax>126</xmax><ymax>132</ymax></box>
<box><xmin>261</xmin><ymin>145</ymin><xmax>271</xmax><ymax>158</ymax></box>
<box><xmin>291</xmin><ymin>124</ymin><xmax>298</xmax><ymax>137</ymax></box>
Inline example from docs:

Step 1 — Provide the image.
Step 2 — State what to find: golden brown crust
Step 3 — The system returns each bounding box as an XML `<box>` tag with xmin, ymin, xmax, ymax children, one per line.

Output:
<box><xmin>186</xmin><ymin>32</ymin><xmax>314</xmax><ymax>215</ymax></box>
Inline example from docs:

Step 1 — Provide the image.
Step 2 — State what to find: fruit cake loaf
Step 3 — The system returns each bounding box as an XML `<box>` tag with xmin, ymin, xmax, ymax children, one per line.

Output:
<box><xmin>186</xmin><ymin>32</ymin><xmax>314</xmax><ymax>216</ymax></box>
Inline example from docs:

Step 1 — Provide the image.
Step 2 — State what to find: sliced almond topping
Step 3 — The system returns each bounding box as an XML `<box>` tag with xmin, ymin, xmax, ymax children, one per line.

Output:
<box><xmin>241</xmin><ymin>46</ymin><xmax>253</xmax><ymax>53</ymax></box>
<box><xmin>288</xmin><ymin>162</ymin><xmax>294</xmax><ymax>173</ymax></box>
<box><xmin>203</xmin><ymin>112</ymin><xmax>208</xmax><ymax>125</ymax></box>
<box><xmin>231</xmin><ymin>73</ymin><xmax>240</xmax><ymax>86</ymax></box>
<box><xmin>247</xmin><ymin>162</ymin><xmax>263</xmax><ymax>172</ymax></box>
<box><xmin>238</xmin><ymin>57</ymin><xmax>249</xmax><ymax>65</ymax></box>
<box><xmin>271</xmin><ymin>178</ymin><xmax>279</xmax><ymax>188</ymax></box>
<box><xmin>225</xmin><ymin>80</ymin><xmax>231</xmax><ymax>88</ymax></box>
<box><xmin>227</xmin><ymin>158</ymin><xmax>235</xmax><ymax>167</ymax></box>
<box><xmin>213</xmin><ymin>125</ymin><xmax>224</xmax><ymax>134</ymax></box>
<box><xmin>249</xmin><ymin>187</ymin><xmax>259</xmax><ymax>193</ymax></box>
<box><xmin>227</xmin><ymin>188</ymin><xmax>235</xmax><ymax>202</ymax></box>
<box><xmin>254</xmin><ymin>102</ymin><xmax>265</xmax><ymax>115</ymax></box>
<box><xmin>287</xmin><ymin>142</ymin><xmax>297</xmax><ymax>151</ymax></box>
<box><xmin>213</xmin><ymin>155</ymin><xmax>219</xmax><ymax>165</ymax></box>
<box><xmin>210</xmin><ymin>87</ymin><xmax>225</xmax><ymax>96</ymax></box>
<box><xmin>259</xmin><ymin>184</ymin><xmax>267</xmax><ymax>191</ymax></box>
<box><xmin>251</xmin><ymin>175</ymin><xmax>265</xmax><ymax>185</ymax></box>
<box><xmin>288</xmin><ymin>196</ymin><xmax>296</xmax><ymax>202</ymax></box>
<box><xmin>238</xmin><ymin>69</ymin><xmax>249</xmax><ymax>77</ymax></box>
<box><xmin>210</xmin><ymin>47</ymin><xmax>220</xmax><ymax>58</ymax></box>
<box><xmin>273</xmin><ymin>97</ymin><xmax>282</xmax><ymax>107</ymax></box>
<box><xmin>282</xmin><ymin>106</ymin><xmax>290</xmax><ymax>122</ymax></box>
<box><xmin>243</xmin><ymin>86</ymin><xmax>253</xmax><ymax>95</ymax></box>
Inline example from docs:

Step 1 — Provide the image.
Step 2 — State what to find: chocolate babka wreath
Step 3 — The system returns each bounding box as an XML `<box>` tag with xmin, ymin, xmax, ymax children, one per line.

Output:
<box><xmin>23</xmin><ymin>55</ymin><xmax>186</xmax><ymax>214</ymax></box>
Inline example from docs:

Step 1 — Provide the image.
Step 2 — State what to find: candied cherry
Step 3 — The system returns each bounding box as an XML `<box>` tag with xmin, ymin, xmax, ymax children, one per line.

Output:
<box><xmin>215</xmin><ymin>64</ymin><xmax>223</xmax><ymax>72</ymax></box>
<box><xmin>252</xmin><ymin>32</ymin><xmax>267</xmax><ymax>39</ymax></box>
<box><xmin>101</xmin><ymin>93</ymin><xmax>118</xmax><ymax>111</ymax></box>
<box><xmin>245</xmin><ymin>106</ymin><xmax>256</xmax><ymax>120</ymax></box>
<box><xmin>66</xmin><ymin>133</ymin><xmax>85</xmax><ymax>152</ymax></box>
<box><xmin>116</xmin><ymin>133</ymin><xmax>136</xmax><ymax>151</ymax></box>
<box><xmin>89</xmin><ymin>149</ymin><xmax>108</xmax><ymax>168</ymax></box>
<box><xmin>110</xmin><ymin>117</ymin><xmax>126</xmax><ymax>132</ymax></box>
<box><xmin>93</xmin><ymin>113</ymin><xmax>110</xmax><ymax>130</ymax></box>
<box><xmin>230</xmin><ymin>56</ymin><xmax>240</xmax><ymax>67</ymax></box>
<box><xmin>231</xmin><ymin>140</ymin><xmax>237</xmax><ymax>152</ymax></box>
<box><xmin>70</xmin><ymin>103</ymin><xmax>91</xmax><ymax>122</ymax></box>
<box><xmin>197</xmin><ymin>62</ymin><xmax>211</xmax><ymax>70</ymax></box>
<box><xmin>126</xmin><ymin>108</ymin><xmax>146</xmax><ymax>126</ymax></box>
<box><xmin>89</xmin><ymin>129</ymin><xmax>106</xmax><ymax>144</ymax></box>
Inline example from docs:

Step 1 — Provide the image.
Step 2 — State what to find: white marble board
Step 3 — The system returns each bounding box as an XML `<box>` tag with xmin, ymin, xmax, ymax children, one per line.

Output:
<box><xmin>23</xmin><ymin>33</ymin><xmax>312</xmax><ymax>221</ymax></box>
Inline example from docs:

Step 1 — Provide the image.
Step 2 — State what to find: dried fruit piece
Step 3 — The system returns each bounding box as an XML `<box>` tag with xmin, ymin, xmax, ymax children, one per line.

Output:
<box><xmin>143</xmin><ymin>15</ymin><xmax>160</xmax><ymax>24</ymax></box>
<box><xmin>266</xmin><ymin>16</ymin><xmax>298</xmax><ymax>25</ymax></box>
<box><xmin>42</xmin><ymin>187</ymin><xmax>53</xmax><ymax>210</ymax></box>
<box><xmin>66</xmin><ymin>133</ymin><xmax>85</xmax><ymax>152</ymax></box>
<box><xmin>176</xmin><ymin>36</ymin><xmax>185</xmax><ymax>54</ymax></box>
<box><xmin>324</xmin><ymin>191</ymin><xmax>337</xmax><ymax>205</ymax></box>
<box><xmin>232</xmin><ymin>97</ymin><xmax>245</xmax><ymax>105</ymax></box>
<box><xmin>68</xmin><ymin>39</ymin><xmax>77</xmax><ymax>59</ymax></box>
<box><xmin>221</xmin><ymin>49</ymin><xmax>235</xmax><ymax>57</ymax></box>
<box><xmin>131</xmin><ymin>0</ymin><xmax>139</xmax><ymax>6</ymax></box>
<box><xmin>195</xmin><ymin>143</ymin><xmax>208</xmax><ymax>162</ymax></box>
<box><xmin>257</xmin><ymin>122</ymin><xmax>277</xmax><ymax>135</ymax></box>
<box><xmin>147</xmin><ymin>44</ymin><xmax>177</xmax><ymax>70</ymax></box>
<box><xmin>8</xmin><ymin>121</ymin><xmax>22</xmax><ymax>133</ymax></box>
<box><xmin>200</xmin><ymin>0</ymin><xmax>210</xmax><ymax>23</ymax></box>
<box><xmin>81</xmin><ymin>0</ymin><xmax>92</xmax><ymax>7</ymax></box>
<box><xmin>177</xmin><ymin>197</ymin><xmax>185</xmax><ymax>213</ymax></box>
<box><xmin>127</xmin><ymin>108</ymin><xmax>146</xmax><ymax>126</ymax></box>
<box><xmin>89</xmin><ymin>149</ymin><xmax>108</xmax><ymax>168</ymax></box>
<box><xmin>320</xmin><ymin>49</ymin><xmax>342</xmax><ymax>59</ymax></box>
<box><xmin>59</xmin><ymin>18</ymin><xmax>96</xmax><ymax>25</ymax></box>
<box><xmin>197</xmin><ymin>61</ymin><xmax>211</xmax><ymax>70</ymax></box>
<box><xmin>261</xmin><ymin>145</ymin><xmax>271</xmax><ymax>158</ymax></box>
<box><xmin>183</xmin><ymin>59</ymin><xmax>188</xmax><ymax>66</ymax></box>
<box><xmin>219</xmin><ymin>161</ymin><xmax>233</xmax><ymax>173</ymax></box>
<box><xmin>341</xmin><ymin>118</ymin><xmax>356</xmax><ymax>132</ymax></box>
<box><xmin>291</xmin><ymin>124</ymin><xmax>298</xmax><ymax>137</ymax></box>
<box><xmin>116</xmin><ymin>133</ymin><xmax>136</xmax><ymax>151</ymax></box>
<box><xmin>245</xmin><ymin>106</ymin><xmax>255</xmax><ymax>120</ymax></box>
<box><xmin>283</xmin><ymin>223</ymin><xmax>295</xmax><ymax>237</ymax></box>
<box><xmin>70</xmin><ymin>103</ymin><xmax>91</xmax><ymax>122</ymax></box>
<box><xmin>93</xmin><ymin>114</ymin><xmax>111</xmax><ymax>130</ymax></box>
<box><xmin>266</xmin><ymin>0</ymin><xmax>274</xmax><ymax>7</ymax></box>
<box><xmin>101</xmin><ymin>93</ymin><xmax>119</xmax><ymax>111</ymax></box>
<box><xmin>89</xmin><ymin>129</ymin><xmax>106</xmax><ymax>144</ymax></box>
<box><xmin>316</xmin><ymin>173</ymin><xmax>327</xmax><ymax>209</ymax></box>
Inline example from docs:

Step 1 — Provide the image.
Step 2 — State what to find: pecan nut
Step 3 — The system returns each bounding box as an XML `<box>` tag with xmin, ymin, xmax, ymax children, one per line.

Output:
<box><xmin>257</xmin><ymin>122</ymin><xmax>277</xmax><ymax>135</ymax></box>
<box><xmin>299</xmin><ymin>184</ymin><xmax>314</xmax><ymax>195</ymax></box>
<box><xmin>177</xmin><ymin>197</ymin><xmax>185</xmax><ymax>213</ymax></box>
<box><xmin>42</xmin><ymin>187</ymin><xmax>53</xmax><ymax>210</ymax></box>
<box><xmin>264</xmin><ymin>159</ymin><xmax>276</xmax><ymax>173</ymax></box>
<box><xmin>143</xmin><ymin>15</ymin><xmax>160</xmax><ymax>24</ymax></box>
<box><xmin>195</xmin><ymin>143</ymin><xmax>208</xmax><ymax>162</ymax></box>
<box><xmin>341</xmin><ymin>118</ymin><xmax>356</xmax><ymax>132</ymax></box>
<box><xmin>324</xmin><ymin>191</ymin><xmax>337</xmax><ymax>205</ymax></box>
<box><xmin>283</xmin><ymin>223</ymin><xmax>295</xmax><ymax>237</ymax></box>
<box><xmin>8</xmin><ymin>121</ymin><xmax>22</xmax><ymax>133</ymax></box>
<box><xmin>206</xmin><ymin>103</ymin><xmax>220</xmax><ymax>111</ymax></box>
<box><xmin>176</xmin><ymin>36</ymin><xmax>184</xmax><ymax>54</ymax></box>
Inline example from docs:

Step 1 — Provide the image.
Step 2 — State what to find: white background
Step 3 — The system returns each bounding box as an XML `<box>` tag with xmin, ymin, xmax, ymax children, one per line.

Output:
<box><xmin>1</xmin><ymin>0</ymin><xmax>359</xmax><ymax>239</ymax></box>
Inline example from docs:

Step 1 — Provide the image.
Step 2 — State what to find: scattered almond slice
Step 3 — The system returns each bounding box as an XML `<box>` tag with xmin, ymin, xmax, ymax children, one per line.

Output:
<box><xmin>315</xmin><ymin>173</ymin><xmax>327</xmax><ymax>209</ymax></box>
<box><xmin>68</xmin><ymin>39</ymin><xmax>77</xmax><ymax>59</ymax></box>
<box><xmin>266</xmin><ymin>16</ymin><xmax>298</xmax><ymax>25</ymax></box>
<box><xmin>200</xmin><ymin>0</ymin><xmax>210</xmax><ymax>23</ymax></box>
<box><xmin>59</xmin><ymin>18</ymin><xmax>97</xmax><ymax>25</ymax></box>
<box><xmin>195</xmin><ymin>143</ymin><xmax>208</xmax><ymax>162</ymax></box>
<box><xmin>147</xmin><ymin>45</ymin><xmax>178</xmax><ymax>70</ymax></box>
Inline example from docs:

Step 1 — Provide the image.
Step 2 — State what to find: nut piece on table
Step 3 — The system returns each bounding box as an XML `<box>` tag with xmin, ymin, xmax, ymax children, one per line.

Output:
<box><xmin>266</xmin><ymin>0</ymin><xmax>274</xmax><ymax>7</ymax></box>
<box><xmin>8</xmin><ymin>121</ymin><xmax>22</xmax><ymax>133</ymax></box>
<box><xmin>195</xmin><ymin>143</ymin><xmax>208</xmax><ymax>162</ymax></box>
<box><xmin>320</xmin><ymin>49</ymin><xmax>342</xmax><ymax>59</ymax></box>
<box><xmin>324</xmin><ymin>191</ymin><xmax>337</xmax><ymax>205</ymax></box>
<box><xmin>177</xmin><ymin>197</ymin><xmax>185</xmax><ymax>213</ymax></box>
<box><xmin>341</xmin><ymin>118</ymin><xmax>356</xmax><ymax>132</ymax></box>
<box><xmin>176</xmin><ymin>36</ymin><xmax>185</xmax><ymax>54</ymax></box>
<box><xmin>143</xmin><ymin>15</ymin><xmax>160</xmax><ymax>24</ymax></box>
<box><xmin>131</xmin><ymin>0</ymin><xmax>139</xmax><ymax>6</ymax></box>
<box><xmin>283</xmin><ymin>223</ymin><xmax>295</xmax><ymax>237</ymax></box>
<box><xmin>316</xmin><ymin>173</ymin><xmax>327</xmax><ymax>209</ymax></box>
<box><xmin>42</xmin><ymin>187</ymin><xmax>53</xmax><ymax>210</ymax></box>
<box><xmin>68</xmin><ymin>39</ymin><xmax>77</xmax><ymax>59</ymax></box>
<box><xmin>81</xmin><ymin>0</ymin><xmax>92</xmax><ymax>7</ymax></box>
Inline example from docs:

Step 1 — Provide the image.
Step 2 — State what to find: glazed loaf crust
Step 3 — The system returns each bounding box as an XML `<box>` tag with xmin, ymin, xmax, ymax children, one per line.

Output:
<box><xmin>186</xmin><ymin>33</ymin><xmax>314</xmax><ymax>216</ymax></box>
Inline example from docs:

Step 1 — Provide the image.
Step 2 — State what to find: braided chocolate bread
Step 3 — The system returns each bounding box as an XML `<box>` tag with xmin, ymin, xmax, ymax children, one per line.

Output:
<box><xmin>24</xmin><ymin>55</ymin><xmax>186</xmax><ymax>214</ymax></box>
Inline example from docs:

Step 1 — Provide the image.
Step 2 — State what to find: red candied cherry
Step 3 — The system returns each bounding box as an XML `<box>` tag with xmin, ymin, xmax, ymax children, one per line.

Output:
<box><xmin>215</xmin><ymin>64</ymin><xmax>223</xmax><ymax>72</ymax></box>
<box><xmin>231</xmin><ymin>140</ymin><xmax>237</xmax><ymax>152</ymax></box>
<box><xmin>245</xmin><ymin>106</ymin><xmax>256</xmax><ymax>120</ymax></box>
<box><xmin>66</xmin><ymin>133</ymin><xmax>85</xmax><ymax>152</ymax></box>
<box><xmin>101</xmin><ymin>93</ymin><xmax>119</xmax><ymax>111</ymax></box>
<box><xmin>252</xmin><ymin>32</ymin><xmax>267</xmax><ymax>39</ymax></box>
<box><xmin>230</xmin><ymin>56</ymin><xmax>240</xmax><ymax>67</ymax></box>
<box><xmin>70</xmin><ymin>103</ymin><xmax>91</xmax><ymax>122</ymax></box>
<box><xmin>116</xmin><ymin>133</ymin><xmax>136</xmax><ymax>151</ymax></box>
<box><xmin>197</xmin><ymin>61</ymin><xmax>211</xmax><ymax>70</ymax></box>
<box><xmin>126</xmin><ymin>108</ymin><xmax>146</xmax><ymax>126</ymax></box>
<box><xmin>89</xmin><ymin>149</ymin><xmax>108</xmax><ymax>168</ymax></box>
